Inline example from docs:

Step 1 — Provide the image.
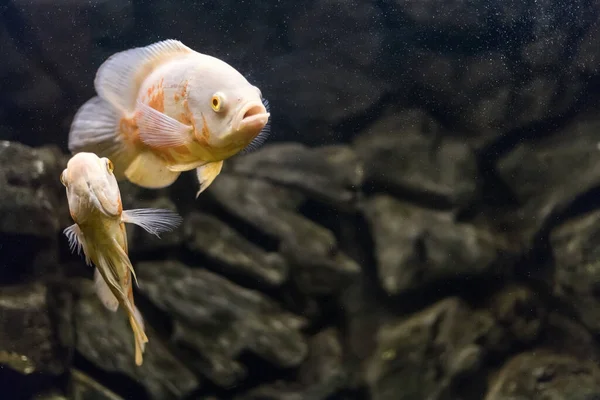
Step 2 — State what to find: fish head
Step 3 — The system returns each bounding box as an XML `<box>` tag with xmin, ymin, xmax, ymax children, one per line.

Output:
<box><xmin>61</xmin><ymin>152</ymin><xmax>123</xmax><ymax>224</ymax></box>
<box><xmin>187</xmin><ymin>61</ymin><xmax>270</xmax><ymax>155</ymax></box>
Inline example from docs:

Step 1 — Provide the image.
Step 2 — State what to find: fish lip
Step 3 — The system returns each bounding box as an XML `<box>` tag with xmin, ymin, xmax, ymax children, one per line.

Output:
<box><xmin>235</xmin><ymin>101</ymin><xmax>270</xmax><ymax>133</ymax></box>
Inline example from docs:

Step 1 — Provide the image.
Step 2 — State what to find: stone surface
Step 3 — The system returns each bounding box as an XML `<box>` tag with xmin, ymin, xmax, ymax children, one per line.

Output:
<box><xmin>353</xmin><ymin>108</ymin><xmax>479</xmax><ymax>208</ymax></box>
<box><xmin>365</xmin><ymin>297</ymin><xmax>494</xmax><ymax>400</ymax></box>
<box><xmin>363</xmin><ymin>194</ymin><xmax>508</xmax><ymax>296</ymax></box>
<box><xmin>233</xmin><ymin>329</ymin><xmax>347</xmax><ymax>400</ymax></box>
<box><xmin>0</xmin><ymin>141</ymin><xmax>69</xmax><ymax>284</ymax></box>
<box><xmin>136</xmin><ymin>260</ymin><xmax>308</xmax><ymax>388</ymax></box>
<box><xmin>485</xmin><ymin>351</ymin><xmax>600</xmax><ymax>400</ymax></box>
<box><xmin>184</xmin><ymin>212</ymin><xmax>289</xmax><ymax>288</ymax></box>
<box><xmin>208</xmin><ymin>173</ymin><xmax>361</xmax><ymax>296</ymax></box>
<box><xmin>497</xmin><ymin>114</ymin><xmax>600</xmax><ymax>248</ymax></box>
<box><xmin>0</xmin><ymin>282</ymin><xmax>66</xmax><ymax>376</ymax></box>
<box><xmin>69</xmin><ymin>369</ymin><xmax>125</xmax><ymax>400</ymax></box>
<box><xmin>58</xmin><ymin>279</ymin><xmax>199</xmax><ymax>400</ymax></box>
<box><xmin>230</xmin><ymin>143</ymin><xmax>364</xmax><ymax>209</ymax></box>
<box><xmin>550</xmin><ymin>209</ymin><xmax>600</xmax><ymax>334</ymax></box>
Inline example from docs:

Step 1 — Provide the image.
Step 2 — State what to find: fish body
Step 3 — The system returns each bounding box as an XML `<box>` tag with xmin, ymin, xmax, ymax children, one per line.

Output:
<box><xmin>68</xmin><ymin>39</ymin><xmax>271</xmax><ymax>197</ymax></box>
<box><xmin>61</xmin><ymin>152</ymin><xmax>183</xmax><ymax>366</ymax></box>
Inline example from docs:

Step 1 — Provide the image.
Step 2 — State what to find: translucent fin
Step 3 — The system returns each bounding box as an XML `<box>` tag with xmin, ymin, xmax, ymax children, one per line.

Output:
<box><xmin>124</xmin><ymin>151</ymin><xmax>181</xmax><ymax>188</ymax></box>
<box><xmin>240</xmin><ymin>98</ymin><xmax>271</xmax><ymax>155</ymax></box>
<box><xmin>94</xmin><ymin>39</ymin><xmax>194</xmax><ymax>112</ymax></box>
<box><xmin>97</xmin><ymin>244</ymin><xmax>147</xmax><ymax>366</ymax></box>
<box><xmin>68</xmin><ymin>96</ymin><xmax>136</xmax><ymax>180</ymax></box>
<box><xmin>122</xmin><ymin>208</ymin><xmax>183</xmax><ymax>238</ymax></box>
<box><xmin>133</xmin><ymin>305</ymin><xmax>146</xmax><ymax>354</ymax></box>
<box><xmin>94</xmin><ymin>268</ymin><xmax>119</xmax><ymax>312</ymax></box>
<box><xmin>136</xmin><ymin>101</ymin><xmax>193</xmax><ymax>148</ymax></box>
<box><xmin>129</xmin><ymin>304</ymin><xmax>147</xmax><ymax>366</ymax></box>
<box><xmin>64</xmin><ymin>224</ymin><xmax>92</xmax><ymax>266</ymax></box>
<box><xmin>111</xmin><ymin>236</ymin><xmax>139</xmax><ymax>287</ymax></box>
<box><xmin>195</xmin><ymin>160</ymin><xmax>223</xmax><ymax>198</ymax></box>
<box><xmin>63</xmin><ymin>224</ymin><xmax>83</xmax><ymax>256</ymax></box>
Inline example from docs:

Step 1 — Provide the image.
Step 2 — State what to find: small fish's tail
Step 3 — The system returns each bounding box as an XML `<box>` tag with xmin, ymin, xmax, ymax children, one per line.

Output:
<box><xmin>128</xmin><ymin>301</ymin><xmax>148</xmax><ymax>366</ymax></box>
<box><xmin>68</xmin><ymin>96</ymin><xmax>137</xmax><ymax>181</ymax></box>
<box><xmin>124</xmin><ymin>261</ymin><xmax>148</xmax><ymax>366</ymax></box>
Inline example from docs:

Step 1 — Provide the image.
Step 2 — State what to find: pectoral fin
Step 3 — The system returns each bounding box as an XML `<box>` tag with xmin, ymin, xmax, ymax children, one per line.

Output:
<box><xmin>195</xmin><ymin>160</ymin><xmax>223</xmax><ymax>198</ymax></box>
<box><xmin>63</xmin><ymin>224</ymin><xmax>91</xmax><ymax>266</ymax></box>
<box><xmin>136</xmin><ymin>101</ymin><xmax>194</xmax><ymax>148</ymax></box>
<box><xmin>122</xmin><ymin>208</ymin><xmax>183</xmax><ymax>237</ymax></box>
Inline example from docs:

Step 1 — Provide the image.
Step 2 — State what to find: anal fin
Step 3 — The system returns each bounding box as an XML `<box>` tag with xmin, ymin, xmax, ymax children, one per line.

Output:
<box><xmin>125</xmin><ymin>150</ymin><xmax>181</xmax><ymax>189</ymax></box>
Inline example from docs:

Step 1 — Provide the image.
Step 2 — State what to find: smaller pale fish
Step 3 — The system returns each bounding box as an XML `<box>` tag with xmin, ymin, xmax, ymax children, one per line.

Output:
<box><xmin>68</xmin><ymin>39</ymin><xmax>271</xmax><ymax>198</ymax></box>
<box><xmin>61</xmin><ymin>152</ymin><xmax>183</xmax><ymax>366</ymax></box>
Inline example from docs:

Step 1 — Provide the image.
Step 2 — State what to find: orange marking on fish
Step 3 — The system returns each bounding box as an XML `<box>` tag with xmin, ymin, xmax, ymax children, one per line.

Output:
<box><xmin>116</xmin><ymin>197</ymin><xmax>123</xmax><ymax>214</ymax></box>
<box><xmin>194</xmin><ymin>113</ymin><xmax>211</xmax><ymax>147</ymax></box>
<box><xmin>119</xmin><ymin>117</ymin><xmax>141</xmax><ymax>146</ymax></box>
<box><xmin>147</xmin><ymin>88</ymin><xmax>165</xmax><ymax>113</ymax></box>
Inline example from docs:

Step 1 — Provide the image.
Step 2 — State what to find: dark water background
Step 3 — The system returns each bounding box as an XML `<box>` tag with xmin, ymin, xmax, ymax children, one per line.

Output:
<box><xmin>2</xmin><ymin>1</ymin><xmax>600</xmax><ymax>399</ymax></box>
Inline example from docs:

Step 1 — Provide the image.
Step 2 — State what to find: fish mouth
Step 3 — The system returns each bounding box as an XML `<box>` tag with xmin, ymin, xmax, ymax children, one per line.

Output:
<box><xmin>235</xmin><ymin>102</ymin><xmax>270</xmax><ymax>135</ymax></box>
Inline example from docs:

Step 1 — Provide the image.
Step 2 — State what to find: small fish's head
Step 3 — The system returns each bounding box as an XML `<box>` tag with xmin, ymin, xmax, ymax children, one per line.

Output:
<box><xmin>187</xmin><ymin>65</ymin><xmax>270</xmax><ymax>155</ymax></box>
<box><xmin>61</xmin><ymin>152</ymin><xmax>123</xmax><ymax>224</ymax></box>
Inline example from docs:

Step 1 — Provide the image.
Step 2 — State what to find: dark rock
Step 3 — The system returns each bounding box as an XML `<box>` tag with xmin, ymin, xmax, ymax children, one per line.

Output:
<box><xmin>542</xmin><ymin>313</ymin><xmax>600</xmax><ymax>363</ymax></box>
<box><xmin>237</xmin><ymin>328</ymin><xmax>348</xmax><ymax>400</ymax></box>
<box><xmin>297</xmin><ymin>328</ymin><xmax>347</xmax><ymax>397</ymax></box>
<box><xmin>363</xmin><ymin>194</ymin><xmax>508</xmax><ymax>296</ymax></box>
<box><xmin>230</xmin><ymin>143</ymin><xmax>364</xmax><ymax>209</ymax></box>
<box><xmin>365</xmin><ymin>297</ymin><xmax>494</xmax><ymax>400</ymax></box>
<box><xmin>485</xmin><ymin>351</ymin><xmax>600</xmax><ymax>399</ymax></box>
<box><xmin>550</xmin><ymin>209</ymin><xmax>600</xmax><ymax>334</ymax></box>
<box><xmin>497</xmin><ymin>114</ymin><xmax>600</xmax><ymax>248</ymax></box>
<box><xmin>0</xmin><ymin>282</ymin><xmax>66</xmax><ymax>376</ymax></box>
<box><xmin>60</xmin><ymin>278</ymin><xmax>199</xmax><ymax>400</ymax></box>
<box><xmin>208</xmin><ymin>174</ymin><xmax>361</xmax><ymax>296</ymax></box>
<box><xmin>136</xmin><ymin>260</ymin><xmax>308</xmax><ymax>388</ymax></box>
<box><xmin>0</xmin><ymin>141</ymin><xmax>68</xmax><ymax>284</ymax></box>
<box><xmin>353</xmin><ymin>108</ymin><xmax>479</xmax><ymax>208</ymax></box>
<box><xmin>184</xmin><ymin>212</ymin><xmax>289</xmax><ymax>288</ymax></box>
<box><xmin>0</xmin><ymin>140</ymin><xmax>67</xmax><ymax>237</ymax></box>
<box><xmin>486</xmin><ymin>284</ymin><xmax>546</xmax><ymax>350</ymax></box>
<box><xmin>69</xmin><ymin>369</ymin><xmax>125</xmax><ymax>400</ymax></box>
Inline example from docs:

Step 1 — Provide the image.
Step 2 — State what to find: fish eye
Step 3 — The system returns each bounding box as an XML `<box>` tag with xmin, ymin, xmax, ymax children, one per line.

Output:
<box><xmin>105</xmin><ymin>158</ymin><xmax>114</xmax><ymax>174</ymax></box>
<box><xmin>60</xmin><ymin>170</ymin><xmax>67</xmax><ymax>187</ymax></box>
<box><xmin>211</xmin><ymin>93</ymin><xmax>225</xmax><ymax>112</ymax></box>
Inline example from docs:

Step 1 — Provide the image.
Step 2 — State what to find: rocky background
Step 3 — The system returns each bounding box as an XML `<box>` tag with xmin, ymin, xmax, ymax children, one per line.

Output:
<box><xmin>2</xmin><ymin>0</ymin><xmax>600</xmax><ymax>399</ymax></box>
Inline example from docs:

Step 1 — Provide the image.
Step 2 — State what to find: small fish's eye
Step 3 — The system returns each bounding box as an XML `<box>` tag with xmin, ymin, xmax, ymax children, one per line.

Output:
<box><xmin>106</xmin><ymin>159</ymin><xmax>114</xmax><ymax>173</ymax></box>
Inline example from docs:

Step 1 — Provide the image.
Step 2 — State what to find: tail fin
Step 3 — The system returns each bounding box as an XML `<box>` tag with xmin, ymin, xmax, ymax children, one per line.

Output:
<box><xmin>128</xmin><ymin>302</ymin><xmax>148</xmax><ymax>366</ymax></box>
<box><xmin>68</xmin><ymin>96</ymin><xmax>137</xmax><ymax>180</ymax></box>
<box><xmin>96</xmin><ymin>240</ymin><xmax>148</xmax><ymax>366</ymax></box>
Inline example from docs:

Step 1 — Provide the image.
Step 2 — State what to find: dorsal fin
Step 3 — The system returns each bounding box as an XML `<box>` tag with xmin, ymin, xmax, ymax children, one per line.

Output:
<box><xmin>94</xmin><ymin>39</ymin><xmax>194</xmax><ymax>112</ymax></box>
